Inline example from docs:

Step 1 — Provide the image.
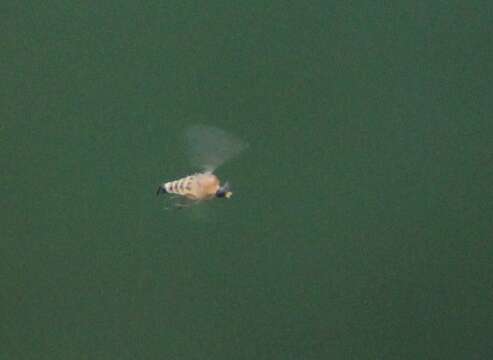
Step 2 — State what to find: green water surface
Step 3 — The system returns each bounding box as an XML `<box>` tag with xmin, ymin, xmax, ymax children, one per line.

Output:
<box><xmin>2</xmin><ymin>2</ymin><xmax>492</xmax><ymax>359</ymax></box>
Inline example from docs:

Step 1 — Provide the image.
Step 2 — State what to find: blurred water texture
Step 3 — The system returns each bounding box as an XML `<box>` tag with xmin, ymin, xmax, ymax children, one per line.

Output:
<box><xmin>2</xmin><ymin>2</ymin><xmax>492</xmax><ymax>359</ymax></box>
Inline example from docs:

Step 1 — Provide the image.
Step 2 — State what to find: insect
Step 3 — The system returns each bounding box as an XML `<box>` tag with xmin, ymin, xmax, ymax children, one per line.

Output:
<box><xmin>156</xmin><ymin>125</ymin><xmax>248</xmax><ymax>207</ymax></box>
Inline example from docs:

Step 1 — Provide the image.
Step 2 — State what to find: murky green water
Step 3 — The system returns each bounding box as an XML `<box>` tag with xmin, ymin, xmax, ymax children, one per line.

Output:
<box><xmin>2</xmin><ymin>2</ymin><xmax>492</xmax><ymax>359</ymax></box>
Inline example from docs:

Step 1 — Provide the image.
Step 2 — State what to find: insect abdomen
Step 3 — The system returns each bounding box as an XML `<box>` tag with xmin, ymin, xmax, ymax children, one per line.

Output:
<box><xmin>164</xmin><ymin>176</ymin><xmax>193</xmax><ymax>195</ymax></box>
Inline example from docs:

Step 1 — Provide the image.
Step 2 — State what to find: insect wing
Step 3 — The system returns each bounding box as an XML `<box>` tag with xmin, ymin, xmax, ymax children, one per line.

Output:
<box><xmin>186</xmin><ymin>125</ymin><xmax>248</xmax><ymax>173</ymax></box>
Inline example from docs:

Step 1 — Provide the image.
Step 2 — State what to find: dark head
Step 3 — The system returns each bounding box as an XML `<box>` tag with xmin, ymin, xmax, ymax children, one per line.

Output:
<box><xmin>216</xmin><ymin>182</ymin><xmax>232</xmax><ymax>199</ymax></box>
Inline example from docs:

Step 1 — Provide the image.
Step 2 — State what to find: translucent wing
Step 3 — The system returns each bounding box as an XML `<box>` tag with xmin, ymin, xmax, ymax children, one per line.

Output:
<box><xmin>185</xmin><ymin>125</ymin><xmax>248</xmax><ymax>172</ymax></box>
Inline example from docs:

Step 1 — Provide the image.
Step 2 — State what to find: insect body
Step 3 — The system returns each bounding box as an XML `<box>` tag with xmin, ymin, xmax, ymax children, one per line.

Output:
<box><xmin>156</xmin><ymin>172</ymin><xmax>232</xmax><ymax>200</ymax></box>
<box><xmin>156</xmin><ymin>125</ymin><xmax>246</xmax><ymax>207</ymax></box>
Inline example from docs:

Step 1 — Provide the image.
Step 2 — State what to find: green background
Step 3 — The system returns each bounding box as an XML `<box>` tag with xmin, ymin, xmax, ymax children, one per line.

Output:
<box><xmin>2</xmin><ymin>2</ymin><xmax>492</xmax><ymax>359</ymax></box>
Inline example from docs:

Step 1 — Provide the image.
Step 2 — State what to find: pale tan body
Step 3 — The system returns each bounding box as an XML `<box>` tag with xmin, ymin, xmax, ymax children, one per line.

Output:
<box><xmin>163</xmin><ymin>173</ymin><xmax>221</xmax><ymax>201</ymax></box>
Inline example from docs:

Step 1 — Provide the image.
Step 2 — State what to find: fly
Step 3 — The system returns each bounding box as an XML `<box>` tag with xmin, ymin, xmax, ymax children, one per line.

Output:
<box><xmin>156</xmin><ymin>125</ymin><xmax>248</xmax><ymax>207</ymax></box>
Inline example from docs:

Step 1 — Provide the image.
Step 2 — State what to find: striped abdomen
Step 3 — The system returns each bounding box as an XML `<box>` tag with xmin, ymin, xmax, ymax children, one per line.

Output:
<box><xmin>163</xmin><ymin>175</ymin><xmax>195</xmax><ymax>196</ymax></box>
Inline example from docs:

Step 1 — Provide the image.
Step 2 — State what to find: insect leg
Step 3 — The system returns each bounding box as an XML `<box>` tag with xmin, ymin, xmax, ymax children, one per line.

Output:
<box><xmin>162</xmin><ymin>196</ymin><xmax>196</xmax><ymax>211</ymax></box>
